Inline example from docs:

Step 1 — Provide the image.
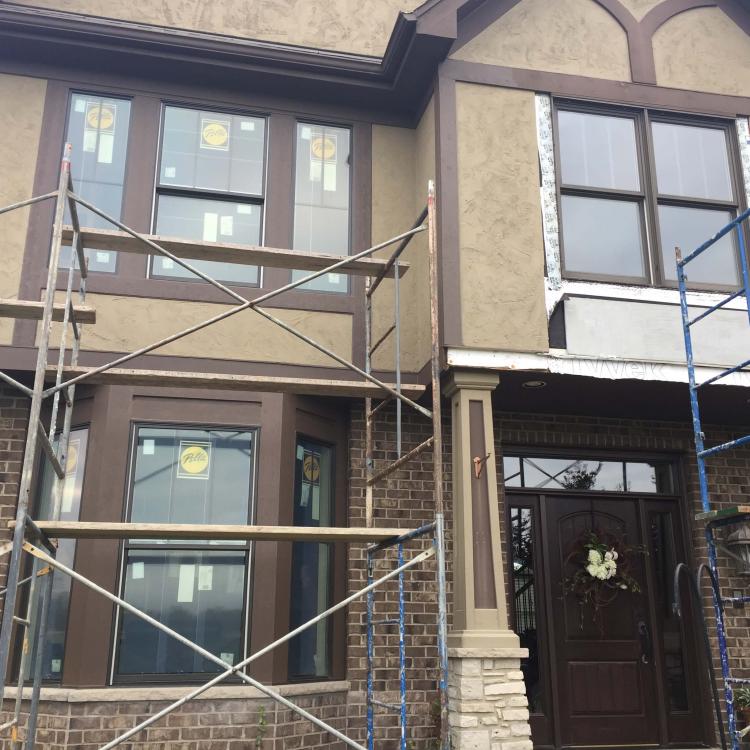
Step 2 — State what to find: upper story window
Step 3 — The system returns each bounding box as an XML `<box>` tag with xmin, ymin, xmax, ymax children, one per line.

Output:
<box><xmin>556</xmin><ymin>104</ymin><xmax>743</xmax><ymax>291</ymax></box>
<box><xmin>292</xmin><ymin>123</ymin><xmax>351</xmax><ymax>294</ymax></box>
<box><xmin>151</xmin><ymin>105</ymin><xmax>266</xmax><ymax>285</ymax></box>
<box><xmin>62</xmin><ymin>93</ymin><xmax>132</xmax><ymax>273</ymax></box>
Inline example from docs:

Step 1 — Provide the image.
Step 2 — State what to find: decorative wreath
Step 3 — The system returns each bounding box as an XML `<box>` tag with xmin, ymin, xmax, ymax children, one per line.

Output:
<box><xmin>562</xmin><ymin>529</ymin><xmax>644</xmax><ymax>631</ymax></box>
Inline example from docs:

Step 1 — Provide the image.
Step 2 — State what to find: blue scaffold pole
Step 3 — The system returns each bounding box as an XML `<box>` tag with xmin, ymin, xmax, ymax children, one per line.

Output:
<box><xmin>398</xmin><ymin>544</ymin><xmax>407</xmax><ymax>750</ymax></box>
<box><xmin>367</xmin><ymin>551</ymin><xmax>375</xmax><ymax>750</ymax></box>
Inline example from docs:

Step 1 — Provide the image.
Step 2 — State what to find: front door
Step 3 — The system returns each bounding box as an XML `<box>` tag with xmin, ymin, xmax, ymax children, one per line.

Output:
<box><xmin>505</xmin><ymin>457</ymin><xmax>707</xmax><ymax>750</ymax></box>
<box><xmin>545</xmin><ymin>496</ymin><xmax>659</xmax><ymax>747</ymax></box>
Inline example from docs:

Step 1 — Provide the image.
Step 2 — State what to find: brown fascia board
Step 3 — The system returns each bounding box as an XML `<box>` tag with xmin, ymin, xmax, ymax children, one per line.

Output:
<box><xmin>0</xmin><ymin>2</ymin><xmax>458</xmax><ymax>120</ymax></box>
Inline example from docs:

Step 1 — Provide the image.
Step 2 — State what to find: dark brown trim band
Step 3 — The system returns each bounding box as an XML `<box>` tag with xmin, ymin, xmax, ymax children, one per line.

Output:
<box><xmin>441</xmin><ymin>59</ymin><xmax>750</xmax><ymax>117</ymax></box>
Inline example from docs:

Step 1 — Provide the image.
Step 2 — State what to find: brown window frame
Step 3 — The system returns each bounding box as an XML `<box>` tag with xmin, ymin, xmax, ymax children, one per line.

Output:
<box><xmin>110</xmin><ymin>421</ymin><xmax>259</xmax><ymax>685</ymax></box>
<box><xmin>19</xmin><ymin>79</ymin><xmax>370</xmax><ymax>335</ymax></box>
<box><xmin>149</xmin><ymin>102</ymin><xmax>269</xmax><ymax>288</ymax></box>
<box><xmin>554</xmin><ymin>99</ymin><xmax>747</xmax><ymax>292</ymax></box>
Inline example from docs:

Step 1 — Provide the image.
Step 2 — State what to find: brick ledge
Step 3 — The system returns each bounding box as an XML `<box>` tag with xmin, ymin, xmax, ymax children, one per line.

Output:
<box><xmin>4</xmin><ymin>680</ymin><xmax>350</xmax><ymax>703</ymax></box>
<box><xmin>448</xmin><ymin>648</ymin><xmax>528</xmax><ymax>658</ymax></box>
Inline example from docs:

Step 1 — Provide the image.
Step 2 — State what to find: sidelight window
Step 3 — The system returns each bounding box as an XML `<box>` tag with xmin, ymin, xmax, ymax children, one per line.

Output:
<box><xmin>292</xmin><ymin>123</ymin><xmax>351</xmax><ymax>293</ymax></box>
<box><xmin>288</xmin><ymin>437</ymin><xmax>334</xmax><ymax>679</ymax></box>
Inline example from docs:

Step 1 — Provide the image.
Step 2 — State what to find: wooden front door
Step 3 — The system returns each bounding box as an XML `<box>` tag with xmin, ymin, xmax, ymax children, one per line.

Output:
<box><xmin>508</xmin><ymin>491</ymin><xmax>707</xmax><ymax>750</ymax></box>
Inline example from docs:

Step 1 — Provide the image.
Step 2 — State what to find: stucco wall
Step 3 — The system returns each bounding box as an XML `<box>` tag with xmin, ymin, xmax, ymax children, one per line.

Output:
<box><xmin>47</xmin><ymin>294</ymin><xmax>352</xmax><ymax>366</ymax></box>
<box><xmin>10</xmin><ymin>0</ymin><xmax>415</xmax><ymax>56</ymax></box>
<box><xmin>653</xmin><ymin>6</ymin><xmax>750</xmax><ymax>96</ymax></box>
<box><xmin>618</xmin><ymin>0</ymin><xmax>662</xmax><ymax>20</ymax></box>
<box><xmin>451</xmin><ymin>0</ymin><xmax>631</xmax><ymax>82</ymax></box>
<box><xmin>370</xmin><ymin>98</ymin><xmax>435</xmax><ymax>374</ymax></box>
<box><xmin>455</xmin><ymin>83</ymin><xmax>547</xmax><ymax>353</ymax></box>
<box><xmin>0</xmin><ymin>73</ymin><xmax>47</xmax><ymax>345</ymax></box>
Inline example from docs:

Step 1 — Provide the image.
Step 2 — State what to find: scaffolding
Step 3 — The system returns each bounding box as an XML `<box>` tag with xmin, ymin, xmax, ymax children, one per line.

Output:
<box><xmin>0</xmin><ymin>145</ymin><xmax>449</xmax><ymax>749</ymax></box>
<box><xmin>674</xmin><ymin>210</ymin><xmax>750</xmax><ymax>750</ymax></box>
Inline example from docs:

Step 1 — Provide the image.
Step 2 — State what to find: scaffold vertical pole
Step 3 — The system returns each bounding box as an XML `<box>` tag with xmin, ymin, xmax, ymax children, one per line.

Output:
<box><xmin>0</xmin><ymin>146</ymin><xmax>72</xmax><ymax>705</ymax></box>
<box><xmin>427</xmin><ymin>180</ymin><xmax>450</xmax><ymax>750</ymax></box>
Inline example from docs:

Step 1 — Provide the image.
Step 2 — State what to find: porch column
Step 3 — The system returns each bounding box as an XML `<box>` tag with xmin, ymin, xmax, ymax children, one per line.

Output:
<box><xmin>443</xmin><ymin>370</ymin><xmax>531</xmax><ymax>750</ymax></box>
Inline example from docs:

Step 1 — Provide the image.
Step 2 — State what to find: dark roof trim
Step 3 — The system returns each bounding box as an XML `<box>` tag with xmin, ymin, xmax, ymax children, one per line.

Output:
<box><xmin>0</xmin><ymin>2</ymin><xmax>463</xmax><ymax>120</ymax></box>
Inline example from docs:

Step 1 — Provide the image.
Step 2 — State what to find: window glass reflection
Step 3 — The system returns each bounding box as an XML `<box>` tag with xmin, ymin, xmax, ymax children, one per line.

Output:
<box><xmin>289</xmin><ymin>438</ymin><xmax>334</xmax><ymax>678</ymax></box>
<box><xmin>510</xmin><ymin>506</ymin><xmax>543</xmax><ymax>713</ymax></box>
<box><xmin>62</xmin><ymin>94</ymin><xmax>132</xmax><ymax>272</ymax></box>
<box><xmin>292</xmin><ymin>123</ymin><xmax>351</xmax><ymax>293</ymax></box>
<box><xmin>32</xmin><ymin>428</ymin><xmax>88</xmax><ymax>680</ymax></box>
<box><xmin>152</xmin><ymin>194</ymin><xmax>260</xmax><ymax>284</ymax></box>
<box><xmin>559</xmin><ymin>111</ymin><xmax>640</xmax><ymax>191</ymax></box>
<box><xmin>503</xmin><ymin>456</ymin><xmax>675</xmax><ymax>494</ymax></box>
<box><xmin>561</xmin><ymin>195</ymin><xmax>645</xmax><ymax>279</ymax></box>
<box><xmin>117</xmin><ymin>550</ymin><xmax>246</xmax><ymax>675</ymax></box>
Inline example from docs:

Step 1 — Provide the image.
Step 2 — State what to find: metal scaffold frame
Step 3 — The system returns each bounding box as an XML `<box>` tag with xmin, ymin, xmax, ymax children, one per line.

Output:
<box><xmin>674</xmin><ymin>209</ymin><xmax>750</xmax><ymax>750</ymax></box>
<box><xmin>0</xmin><ymin>144</ymin><xmax>450</xmax><ymax>750</ymax></box>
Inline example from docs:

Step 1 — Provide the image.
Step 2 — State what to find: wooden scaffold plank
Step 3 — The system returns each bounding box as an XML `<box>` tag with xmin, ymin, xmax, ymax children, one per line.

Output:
<box><xmin>62</xmin><ymin>227</ymin><xmax>409</xmax><ymax>279</ymax></box>
<box><xmin>48</xmin><ymin>366</ymin><xmax>425</xmax><ymax>399</ymax></box>
<box><xmin>0</xmin><ymin>299</ymin><xmax>96</xmax><ymax>324</ymax></box>
<box><xmin>21</xmin><ymin>521</ymin><xmax>414</xmax><ymax>543</ymax></box>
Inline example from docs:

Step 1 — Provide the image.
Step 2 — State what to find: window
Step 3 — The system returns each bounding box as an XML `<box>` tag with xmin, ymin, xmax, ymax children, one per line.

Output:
<box><xmin>289</xmin><ymin>438</ymin><xmax>334</xmax><ymax>679</ymax></box>
<box><xmin>114</xmin><ymin>426</ymin><xmax>256</xmax><ymax>678</ymax></box>
<box><xmin>509</xmin><ymin>505</ymin><xmax>543</xmax><ymax>713</ymax></box>
<box><xmin>292</xmin><ymin>123</ymin><xmax>351</xmax><ymax>293</ymax></box>
<box><xmin>151</xmin><ymin>106</ymin><xmax>266</xmax><ymax>285</ymax></box>
<box><xmin>62</xmin><ymin>93</ymin><xmax>132</xmax><ymax>273</ymax></box>
<box><xmin>556</xmin><ymin>104</ymin><xmax>743</xmax><ymax>289</ymax></box>
<box><xmin>503</xmin><ymin>454</ymin><xmax>675</xmax><ymax>493</ymax></box>
<box><xmin>33</xmin><ymin>427</ymin><xmax>89</xmax><ymax>680</ymax></box>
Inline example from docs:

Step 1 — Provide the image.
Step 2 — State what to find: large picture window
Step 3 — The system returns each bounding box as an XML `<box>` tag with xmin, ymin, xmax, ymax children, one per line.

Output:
<box><xmin>114</xmin><ymin>426</ymin><xmax>256</xmax><ymax>679</ymax></box>
<box><xmin>288</xmin><ymin>437</ymin><xmax>334</xmax><ymax>679</ymax></box>
<box><xmin>292</xmin><ymin>123</ymin><xmax>351</xmax><ymax>294</ymax></box>
<box><xmin>61</xmin><ymin>93</ymin><xmax>132</xmax><ymax>273</ymax></box>
<box><xmin>32</xmin><ymin>427</ymin><xmax>89</xmax><ymax>681</ymax></box>
<box><xmin>151</xmin><ymin>106</ymin><xmax>266</xmax><ymax>285</ymax></box>
<box><xmin>556</xmin><ymin>104</ymin><xmax>743</xmax><ymax>290</ymax></box>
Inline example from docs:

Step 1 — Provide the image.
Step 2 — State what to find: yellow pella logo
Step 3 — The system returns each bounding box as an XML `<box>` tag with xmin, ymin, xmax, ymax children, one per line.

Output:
<box><xmin>310</xmin><ymin>136</ymin><xmax>336</xmax><ymax>161</ymax></box>
<box><xmin>201</xmin><ymin>120</ymin><xmax>229</xmax><ymax>149</ymax></box>
<box><xmin>303</xmin><ymin>454</ymin><xmax>320</xmax><ymax>483</ymax></box>
<box><xmin>86</xmin><ymin>104</ymin><xmax>115</xmax><ymax>132</ymax></box>
<box><xmin>179</xmin><ymin>445</ymin><xmax>209</xmax><ymax>476</ymax></box>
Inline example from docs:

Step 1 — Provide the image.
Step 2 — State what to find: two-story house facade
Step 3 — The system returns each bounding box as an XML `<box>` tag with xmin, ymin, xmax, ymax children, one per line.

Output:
<box><xmin>0</xmin><ymin>1</ymin><xmax>749</xmax><ymax>748</ymax></box>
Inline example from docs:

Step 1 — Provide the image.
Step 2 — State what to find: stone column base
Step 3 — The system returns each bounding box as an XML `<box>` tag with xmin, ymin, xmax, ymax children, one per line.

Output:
<box><xmin>448</xmin><ymin>648</ymin><xmax>532</xmax><ymax>750</ymax></box>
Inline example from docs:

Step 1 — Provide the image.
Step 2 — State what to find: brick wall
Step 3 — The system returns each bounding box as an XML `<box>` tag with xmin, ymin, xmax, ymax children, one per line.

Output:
<box><xmin>0</xmin><ymin>384</ymin><xmax>30</xmax><ymax>606</ymax></box>
<box><xmin>347</xmin><ymin>403</ymin><xmax>453</xmax><ymax>749</ymax></box>
<box><xmin>1</xmin><ymin>690</ymin><xmax>348</xmax><ymax>749</ymax></box>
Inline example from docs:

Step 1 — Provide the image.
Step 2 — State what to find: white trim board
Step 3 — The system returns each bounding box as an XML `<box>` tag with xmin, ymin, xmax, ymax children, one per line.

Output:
<box><xmin>446</xmin><ymin>348</ymin><xmax>750</xmax><ymax>388</ymax></box>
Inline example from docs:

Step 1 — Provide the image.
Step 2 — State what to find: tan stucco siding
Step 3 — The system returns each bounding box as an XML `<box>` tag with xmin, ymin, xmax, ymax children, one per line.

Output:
<box><xmin>0</xmin><ymin>74</ymin><xmax>47</xmax><ymax>345</ymax></box>
<box><xmin>370</xmin><ymin>98</ymin><xmax>435</xmax><ymax>374</ymax></box>
<box><xmin>456</xmin><ymin>83</ymin><xmax>547</xmax><ymax>353</ymax></box>
<box><xmin>618</xmin><ymin>0</ymin><xmax>662</xmax><ymax>20</ymax></box>
<box><xmin>48</xmin><ymin>294</ymin><xmax>352</xmax><ymax>366</ymax></box>
<box><xmin>11</xmin><ymin>0</ymin><xmax>414</xmax><ymax>57</ymax></box>
<box><xmin>451</xmin><ymin>0</ymin><xmax>631</xmax><ymax>82</ymax></box>
<box><xmin>653</xmin><ymin>7</ymin><xmax>750</xmax><ymax>96</ymax></box>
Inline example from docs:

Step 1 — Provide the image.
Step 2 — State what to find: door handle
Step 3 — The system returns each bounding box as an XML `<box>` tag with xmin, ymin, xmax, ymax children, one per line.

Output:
<box><xmin>637</xmin><ymin>620</ymin><xmax>653</xmax><ymax>665</ymax></box>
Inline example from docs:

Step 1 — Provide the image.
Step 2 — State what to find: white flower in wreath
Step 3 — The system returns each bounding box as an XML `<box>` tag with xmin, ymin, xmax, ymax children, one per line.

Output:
<box><xmin>588</xmin><ymin>549</ymin><xmax>602</xmax><ymax>564</ymax></box>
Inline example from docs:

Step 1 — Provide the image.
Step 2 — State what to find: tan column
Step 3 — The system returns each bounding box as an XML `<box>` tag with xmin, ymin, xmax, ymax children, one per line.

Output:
<box><xmin>443</xmin><ymin>370</ymin><xmax>519</xmax><ymax>649</ymax></box>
